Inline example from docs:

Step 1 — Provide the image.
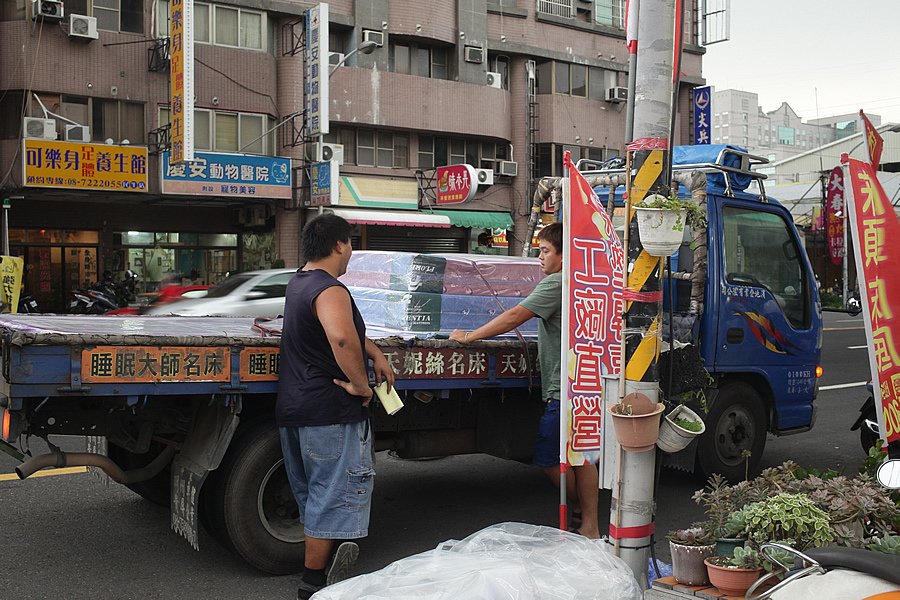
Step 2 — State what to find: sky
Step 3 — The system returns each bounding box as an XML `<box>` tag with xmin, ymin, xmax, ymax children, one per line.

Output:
<box><xmin>701</xmin><ymin>0</ymin><xmax>900</xmax><ymax>124</ymax></box>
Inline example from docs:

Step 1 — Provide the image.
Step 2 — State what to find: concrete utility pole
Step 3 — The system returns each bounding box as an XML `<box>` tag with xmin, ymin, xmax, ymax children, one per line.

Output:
<box><xmin>610</xmin><ymin>0</ymin><xmax>678</xmax><ymax>588</ymax></box>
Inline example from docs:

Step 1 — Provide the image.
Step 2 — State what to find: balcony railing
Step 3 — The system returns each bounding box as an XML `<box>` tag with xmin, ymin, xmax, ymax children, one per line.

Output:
<box><xmin>537</xmin><ymin>0</ymin><xmax>573</xmax><ymax>19</ymax></box>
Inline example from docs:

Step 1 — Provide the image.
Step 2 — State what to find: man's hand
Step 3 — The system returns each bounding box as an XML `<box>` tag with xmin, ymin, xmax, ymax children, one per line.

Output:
<box><xmin>334</xmin><ymin>378</ymin><xmax>372</xmax><ymax>406</ymax></box>
<box><xmin>449</xmin><ymin>329</ymin><xmax>469</xmax><ymax>344</ymax></box>
<box><xmin>371</xmin><ymin>352</ymin><xmax>396</xmax><ymax>392</ymax></box>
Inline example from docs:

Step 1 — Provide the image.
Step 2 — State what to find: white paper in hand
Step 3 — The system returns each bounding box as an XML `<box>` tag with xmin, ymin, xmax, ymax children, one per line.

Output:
<box><xmin>374</xmin><ymin>382</ymin><xmax>404</xmax><ymax>415</ymax></box>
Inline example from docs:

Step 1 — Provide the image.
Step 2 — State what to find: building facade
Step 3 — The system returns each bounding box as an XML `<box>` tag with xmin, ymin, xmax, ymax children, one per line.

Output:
<box><xmin>0</xmin><ymin>0</ymin><xmax>704</xmax><ymax>311</ymax></box>
<box><xmin>711</xmin><ymin>88</ymin><xmax>880</xmax><ymax>164</ymax></box>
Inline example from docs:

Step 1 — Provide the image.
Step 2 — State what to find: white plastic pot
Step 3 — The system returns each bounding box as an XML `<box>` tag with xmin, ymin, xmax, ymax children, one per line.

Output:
<box><xmin>634</xmin><ymin>206</ymin><xmax>686</xmax><ymax>257</ymax></box>
<box><xmin>657</xmin><ymin>404</ymin><xmax>706</xmax><ymax>453</ymax></box>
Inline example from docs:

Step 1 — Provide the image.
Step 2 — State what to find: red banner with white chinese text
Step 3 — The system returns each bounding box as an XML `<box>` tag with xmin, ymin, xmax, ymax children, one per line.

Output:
<box><xmin>826</xmin><ymin>167</ymin><xmax>845</xmax><ymax>266</ymax></box>
<box><xmin>844</xmin><ymin>156</ymin><xmax>900</xmax><ymax>451</ymax></box>
<box><xmin>561</xmin><ymin>151</ymin><xmax>625</xmax><ymax>468</ymax></box>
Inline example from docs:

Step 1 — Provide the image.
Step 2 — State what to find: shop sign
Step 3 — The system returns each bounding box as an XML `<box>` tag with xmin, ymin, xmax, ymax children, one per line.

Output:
<box><xmin>82</xmin><ymin>346</ymin><xmax>230</xmax><ymax>383</ymax></box>
<box><xmin>305</xmin><ymin>3</ymin><xmax>329</xmax><ymax>137</ymax></box>
<box><xmin>826</xmin><ymin>166</ymin><xmax>844</xmax><ymax>265</ymax></box>
<box><xmin>490</xmin><ymin>228</ymin><xmax>539</xmax><ymax>249</ymax></box>
<box><xmin>161</xmin><ymin>151</ymin><xmax>291</xmax><ymax>199</ymax></box>
<box><xmin>0</xmin><ymin>256</ymin><xmax>23</xmax><ymax>313</ymax></box>
<box><xmin>693</xmin><ymin>85</ymin><xmax>712</xmax><ymax>145</ymax></box>
<box><xmin>23</xmin><ymin>140</ymin><xmax>148</xmax><ymax>192</ymax></box>
<box><xmin>240</xmin><ymin>347</ymin><xmax>280</xmax><ymax>381</ymax></box>
<box><xmin>170</xmin><ymin>0</ymin><xmax>195</xmax><ymax>163</ymax></box>
<box><xmin>436</xmin><ymin>164</ymin><xmax>477</xmax><ymax>205</ymax></box>
<box><xmin>308</xmin><ymin>160</ymin><xmax>338</xmax><ymax>206</ymax></box>
<box><xmin>338</xmin><ymin>176</ymin><xmax>418</xmax><ymax>209</ymax></box>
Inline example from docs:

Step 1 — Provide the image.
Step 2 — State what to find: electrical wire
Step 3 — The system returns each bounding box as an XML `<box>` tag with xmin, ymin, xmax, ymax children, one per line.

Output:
<box><xmin>194</xmin><ymin>57</ymin><xmax>278</xmax><ymax>113</ymax></box>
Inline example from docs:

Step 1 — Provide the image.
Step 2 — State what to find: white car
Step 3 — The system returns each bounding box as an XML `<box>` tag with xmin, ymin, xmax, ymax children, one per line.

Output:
<box><xmin>145</xmin><ymin>269</ymin><xmax>296</xmax><ymax>317</ymax></box>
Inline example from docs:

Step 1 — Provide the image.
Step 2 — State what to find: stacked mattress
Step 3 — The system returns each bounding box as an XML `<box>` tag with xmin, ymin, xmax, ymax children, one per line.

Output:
<box><xmin>341</xmin><ymin>252</ymin><xmax>544</xmax><ymax>335</ymax></box>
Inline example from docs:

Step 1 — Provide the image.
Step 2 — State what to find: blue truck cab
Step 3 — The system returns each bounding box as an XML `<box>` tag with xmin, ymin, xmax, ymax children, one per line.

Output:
<box><xmin>586</xmin><ymin>145</ymin><xmax>822</xmax><ymax>480</ymax></box>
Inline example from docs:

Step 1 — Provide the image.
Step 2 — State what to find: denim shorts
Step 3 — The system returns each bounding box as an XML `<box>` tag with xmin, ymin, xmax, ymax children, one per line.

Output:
<box><xmin>279</xmin><ymin>419</ymin><xmax>375</xmax><ymax>539</ymax></box>
<box><xmin>532</xmin><ymin>398</ymin><xmax>561</xmax><ymax>468</ymax></box>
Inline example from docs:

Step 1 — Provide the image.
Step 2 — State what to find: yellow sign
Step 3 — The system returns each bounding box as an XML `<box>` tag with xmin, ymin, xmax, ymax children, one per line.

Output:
<box><xmin>0</xmin><ymin>256</ymin><xmax>23</xmax><ymax>313</ymax></box>
<box><xmin>169</xmin><ymin>0</ymin><xmax>195</xmax><ymax>163</ymax></box>
<box><xmin>23</xmin><ymin>140</ymin><xmax>148</xmax><ymax>192</ymax></box>
<box><xmin>82</xmin><ymin>346</ymin><xmax>230</xmax><ymax>383</ymax></box>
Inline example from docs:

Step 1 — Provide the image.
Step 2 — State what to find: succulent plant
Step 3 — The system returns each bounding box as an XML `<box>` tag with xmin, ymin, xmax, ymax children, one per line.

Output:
<box><xmin>667</xmin><ymin>524</ymin><xmax>714</xmax><ymax>546</ymax></box>
<box><xmin>867</xmin><ymin>534</ymin><xmax>900</xmax><ymax>555</ymax></box>
<box><xmin>729</xmin><ymin>545</ymin><xmax>762</xmax><ymax>570</ymax></box>
<box><xmin>722</xmin><ymin>508</ymin><xmax>747</xmax><ymax>538</ymax></box>
<box><xmin>743</xmin><ymin>493</ymin><xmax>834</xmax><ymax>550</ymax></box>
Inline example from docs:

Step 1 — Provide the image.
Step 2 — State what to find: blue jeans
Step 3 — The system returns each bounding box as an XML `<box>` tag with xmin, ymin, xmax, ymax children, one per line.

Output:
<box><xmin>532</xmin><ymin>399</ymin><xmax>561</xmax><ymax>468</ymax></box>
<box><xmin>280</xmin><ymin>420</ymin><xmax>375</xmax><ymax>539</ymax></box>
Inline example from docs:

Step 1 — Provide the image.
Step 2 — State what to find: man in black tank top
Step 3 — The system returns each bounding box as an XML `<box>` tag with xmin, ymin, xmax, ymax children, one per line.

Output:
<box><xmin>277</xmin><ymin>214</ymin><xmax>395</xmax><ymax>598</ymax></box>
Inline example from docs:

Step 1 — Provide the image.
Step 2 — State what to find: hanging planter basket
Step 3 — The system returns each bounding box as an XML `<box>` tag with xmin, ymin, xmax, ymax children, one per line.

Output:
<box><xmin>657</xmin><ymin>404</ymin><xmax>706</xmax><ymax>454</ymax></box>
<box><xmin>608</xmin><ymin>393</ymin><xmax>665</xmax><ymax>452</ymax></box>
<box><xmin>634</xmin><ymin>206</ymin><xmax>687</xmax><ymax>257</ymax></box>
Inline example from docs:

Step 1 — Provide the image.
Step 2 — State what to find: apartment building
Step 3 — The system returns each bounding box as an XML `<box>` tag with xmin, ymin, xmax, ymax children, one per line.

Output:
<box><xmin>0</xmin><ymin>0</ymin><xmax>704</xmax><ymax>311</ymax></box>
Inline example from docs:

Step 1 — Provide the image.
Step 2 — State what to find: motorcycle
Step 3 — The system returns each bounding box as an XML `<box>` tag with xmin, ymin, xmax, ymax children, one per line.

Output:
<box><xmin>17</xmin><ymin>295</ymin><xmax>39</xmax><ymax>313</ymax></box>
<box><xmin>851</xmin><ymin>382</ymin><xmax>879</xmax><ymax>454</ymax></box>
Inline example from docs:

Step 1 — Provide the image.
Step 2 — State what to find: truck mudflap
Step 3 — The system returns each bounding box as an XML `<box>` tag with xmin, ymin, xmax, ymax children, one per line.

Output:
<box><xmin>170</xmin><ymin>395</ymin><xmax>241</xmax><ymax>550</ymax></box>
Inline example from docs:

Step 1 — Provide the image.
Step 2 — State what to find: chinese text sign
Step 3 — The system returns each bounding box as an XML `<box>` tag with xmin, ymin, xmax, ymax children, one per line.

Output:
<box><xmin>170</xmin><ymin>0</ymin><xmax>194</xmax><ymax>163</ymax></box>
<box><xmin>826</xmin><ymin>166</ymin><xmax>844</xmax><ymax>265</ymax></box>
<box><xmin>24</xmin><ymin>140</ymin><xmax>147</xmax><ymax>192</ymax></box>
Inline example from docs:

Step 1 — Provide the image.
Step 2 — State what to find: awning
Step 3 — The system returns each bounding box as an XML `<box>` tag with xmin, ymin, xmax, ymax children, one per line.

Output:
<box><xmin>428</xmin><ymin>210</ymin><xmax>515</xmax><ymax>229</ymax></box>
<box><xmin>328</xmin><ymin>208</ymin><xmax>451</xmax><ymax>228</ymax></box>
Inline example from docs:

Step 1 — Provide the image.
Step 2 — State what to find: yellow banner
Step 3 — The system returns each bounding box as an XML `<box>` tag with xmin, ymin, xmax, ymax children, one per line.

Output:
<box><xmin>23</xmin><ymin>140</ymin><xmax>148</xmax><ymax>192</ymax></box>
<box><xmin>169</xmin><ymin>0</ymin><xmax>195</xmax><ymax>163</ymax></box>
<box><xmin>0</xmin><ymin>256</ymin><xmax>23</xmax><ymax>313</ymax></box>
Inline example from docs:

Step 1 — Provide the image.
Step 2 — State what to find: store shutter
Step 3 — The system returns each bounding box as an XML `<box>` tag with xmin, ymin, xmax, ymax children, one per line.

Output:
<box><xmin>364</xmin><ymin>226</ymin><xmax>466</xmax><ymax>253</ymax></box>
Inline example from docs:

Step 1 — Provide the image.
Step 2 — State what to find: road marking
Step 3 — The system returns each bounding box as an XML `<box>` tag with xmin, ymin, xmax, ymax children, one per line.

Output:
<box><xmin>0</xmin><ymin>466</ymin><xmax>87</xmax><ymax>482</ymax></box>
<box><xmin>823</xmin><ymin>326</ymin><xmax>865</xmax><ymax>331</ymax></box>
<box><xmin>848</xmin><ymin>345</ymin><xmax>868</xmax><ymax>349</ymax></box>
<box><xmin>819</xmin><ymin>381</ymin><xmax>868</xmax><ymax>391</ymax></box>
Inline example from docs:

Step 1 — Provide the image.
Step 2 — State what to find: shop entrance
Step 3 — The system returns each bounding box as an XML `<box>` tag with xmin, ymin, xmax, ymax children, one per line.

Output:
<box><xmin>9</xmin><ymin>229</ymin><xmax>100</xmax><ymax>313</ymax></box>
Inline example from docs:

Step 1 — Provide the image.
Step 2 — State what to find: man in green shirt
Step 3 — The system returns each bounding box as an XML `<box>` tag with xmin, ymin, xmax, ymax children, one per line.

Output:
<box><xmin>450</xmin><ymin>223</ymin><xmax>600</xmax><ymax>539</ymax></box>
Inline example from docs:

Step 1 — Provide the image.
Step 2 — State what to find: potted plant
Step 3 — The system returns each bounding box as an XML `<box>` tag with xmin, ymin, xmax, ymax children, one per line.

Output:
<box><xmin>608</xmin><ymin>391</ymin><xmax>665</xmax><ymax>451</ymax></box>
<box><xmin>704</xmin><ymin>546</ymin><xmax>764</xmax><ymax>596</ymax></box>
<box><xmin>657</xmin><ymin>404</ymin><xmax>706</xmax><ymax>454</ymax></box>
<box><xmin>742</xmin><ymin>492</ymin><xmax>834</xmax><ymax>550</ymax></box>
<box><xmin>714</xmin><ymin>507</ymin><xmax>748</xmax><ymax>557</ymax></box>
<box><xmin>667</xmin><ymin>524</ymin><xmax>716</xmax><ymax>586</ymax></box>
<box><xmin>633</xmin><ymin>192</ymin><xmax>707</xmax><ymax>257</ymax></box>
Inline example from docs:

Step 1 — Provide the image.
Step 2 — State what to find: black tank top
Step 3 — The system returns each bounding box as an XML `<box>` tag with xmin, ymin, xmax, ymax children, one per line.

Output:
<box><xmin>276</xmin><ymin>269</ymin><xmax>369</xmax><ymax>427</ymax></box>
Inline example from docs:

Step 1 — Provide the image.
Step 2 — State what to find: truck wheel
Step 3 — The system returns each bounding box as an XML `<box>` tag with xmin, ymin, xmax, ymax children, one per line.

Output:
<box><xmin>208</xmin><ymin>423</ymin><xmax>304</xmax><ymax>574</ymax></box>
<box><xmin>697</xmin><ymin>382</ymin><xmax>767</xmax><ymax>482</ymax></box>
<box><xmin>107</xmin><ymin>442</ymin><xmax>172</xmax><ymax>507</ymax></box>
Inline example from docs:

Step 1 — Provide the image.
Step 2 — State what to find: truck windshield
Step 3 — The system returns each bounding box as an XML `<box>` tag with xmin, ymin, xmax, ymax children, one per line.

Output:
<box><xmin>722</xmin><ymin>207</ymin><xmax>810</xmax><ymax>329</ymax></box>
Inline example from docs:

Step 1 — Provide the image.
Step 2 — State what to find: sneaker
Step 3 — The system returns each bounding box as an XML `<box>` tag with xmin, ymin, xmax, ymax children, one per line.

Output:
<box><xmin>296</xmin><ymin>580</ymin><xmax>322</xmax><ymax>600</ymax></box>
<box><xmin>325</xmin><ymin>541</ymin><xmax>359</xmax><ymax>586</ymax></box>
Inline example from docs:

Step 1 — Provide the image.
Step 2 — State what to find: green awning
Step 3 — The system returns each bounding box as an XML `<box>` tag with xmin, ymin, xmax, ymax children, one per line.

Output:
<box><xmin>429</xmin><ymin>210</ymin><xmax>514</xmax><ymax>230</ymax></box>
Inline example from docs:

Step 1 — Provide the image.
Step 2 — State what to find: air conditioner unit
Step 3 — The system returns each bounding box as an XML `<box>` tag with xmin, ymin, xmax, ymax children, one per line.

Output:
<box><xmin>312</xmin><ymin>142</ymin><xmax>344</xmax><ymax>166</ymax></box>
<box><xmin>32</xmin><ymin>0</ymin><xmax>64</xmax><ymax>20</ymax></box>
<box><xmin>486</xmin><ymin>72</ymin><xmax>502</xmax><ymax>89</ymax></box>
<box><xmin>23</xmin><ymin>117</ymin><xmax>57</xmax><ymax>140</ymax></box>
<box><xmin>362</xmin><ymin>30</ymin><xmax>384</xmax><ymax>47</ymax></box>
<box><xmin>328</xmin><ymin>52</ymin><xmax>345</xmax><ymax>67</ymax></box>
<box><xmin>474</xmin><ymin>168</ymin><xmax>494</xmax><ymax>186</ymax></box>
<box><xmin>605</xmin><ymin>86</ymin><xmax>628</xmax><ymax>103</ymax></box>
<box><xmin>464</xmin><ymin>46</ymin><xmax>484</xmax><ymax>64</ymax></box>
<box><xmin>68</xmin><ymin>14</ymin><xmax>98</xmax><ymax>40</ymax></box>
<box><xmin>498</xmin><ymin>161</ymin><xmax>518</xmax><ymax>177</ymax></box>
<box><xmin>64</xmin><ymin>124</ymin><xmax>90</xmax><ymax>142</ymax></box>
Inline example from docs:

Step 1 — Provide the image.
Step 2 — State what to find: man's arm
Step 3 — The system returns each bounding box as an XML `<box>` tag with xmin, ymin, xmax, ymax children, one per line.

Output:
<box><xmin>449</xmin><ymin>304</ymin><xmax>536</xmax><ymax>344</ymax></box>
<box><xmin>315</xmin><ymin>286</ymin><xmax>371</xmax><ymax>398</ymax></box>
<box><xmin>365</xmin><ymin>337</ymin><xmax>395</xmax><ymax>392</ymax></box>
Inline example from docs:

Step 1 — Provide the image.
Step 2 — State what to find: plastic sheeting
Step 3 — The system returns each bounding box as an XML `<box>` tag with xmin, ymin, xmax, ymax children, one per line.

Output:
<box><xmin>313</xmin><ymin>523</ymin><xmax>642</xmax><ymax>600</ymax></box>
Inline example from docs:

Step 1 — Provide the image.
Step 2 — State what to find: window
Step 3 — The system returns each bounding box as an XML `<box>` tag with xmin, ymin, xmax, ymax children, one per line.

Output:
<box><xmin>324</xmin><ymin>127</ymin><xmax>409</xmax><ymax>168</ymax></box>
<box><xmin>778</xmin><ymin>126</ymin><xmax>794</xmax><ymax>145</ymax></box>
<box><xmin>594</xmin><ymin>0</ymin><xmax>625</xmax><ymax>28</ymax></box>
<box><xmin>390</xmin><ymin>41</ymin><xmax>449</xmax><ymax>79</ymax></box>
<box><xmin>94</xmin><ymin>0</ymin><xmax>143</xmax><ymax>33</ymax></box>
<box><xmin>92</xmin><ymin>100</ymin><xmax>145</xmax><ymax>144</ymax></box>
<box><xmin>723</xmin><ymin>206</ymin><xmax>809</xmax><ymax>328</ymax></box>
<box><xmin>156</xmin><ymin>1</ymin><xmax>263</xmax><ymax>49</ymax></box>
<box><xmin>539</xmin><ymin>61</ymin><xmax>619</xmax><ymax>99</ymax></box>
<box><xmin>588</xmin><ymin>67</ymin><xmax>617</xmax><ymax>100</ymax></box>
<box><xmin>535</xmin><ymin>61</ymin><xmax>553</xmax><ymax>95</ymax></box>
<box><xmin>489</xmin><ymin>55</ymin><xmax>510</xmax><ymax>90</ymax></box>
<box><xmin>159</xmin><ymin>106</ymin><xmax>277</xmax><ymax>155</ymax></box>
<box><xmin>536</xmin><ymin>143</ymin><xmax>619</xmax><ymax>177</ymax></box>
<box><xmin>554</xmin><ymin>62</ymin><xmax>570</xmax><ymax>94</ymax></box>
<box><xmin>418</xmin><ymin>135</ymin><xmax>508</xmax><ymax>171</ymax></box>
<box><xmin>537</xmin><ymin>0</ymin><xmax>573</xmax><ymax>18</ymax></box>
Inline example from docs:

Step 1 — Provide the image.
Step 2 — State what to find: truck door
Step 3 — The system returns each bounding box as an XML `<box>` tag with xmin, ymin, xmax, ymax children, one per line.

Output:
<box><xmin>713</xmin><ymin>203</ymin><xmax>820</xmax><ymax>430</ymax></box>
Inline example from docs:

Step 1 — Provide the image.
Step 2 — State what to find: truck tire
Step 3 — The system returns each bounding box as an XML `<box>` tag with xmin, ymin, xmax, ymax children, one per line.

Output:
<box><xmin>697</xmin><ymin>382</ymin><xmax>767</xmax><ymax>482</ymax></box>
<box><xmin>207</xmin><ymin>422</ymin><xmax>304</xmax><ymax>574</ymax></box>
<box><xmin>107</xmin><ymin>442</ymin><xmax>172</xmax><ymax>507</ymax></box>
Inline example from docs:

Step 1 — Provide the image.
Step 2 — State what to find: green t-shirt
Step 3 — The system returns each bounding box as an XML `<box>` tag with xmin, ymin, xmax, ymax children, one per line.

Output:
<box><xmin>520</xmin><ymin>271</ymin><xmax>562</xmax><ymax>401</ymax></box>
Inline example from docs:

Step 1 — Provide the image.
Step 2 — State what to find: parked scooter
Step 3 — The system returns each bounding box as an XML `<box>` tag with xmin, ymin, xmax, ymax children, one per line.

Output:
<box><xmin>851</xmin><ymin>382</ymin><xmax>879</xmax><ymax>453</ymax></box>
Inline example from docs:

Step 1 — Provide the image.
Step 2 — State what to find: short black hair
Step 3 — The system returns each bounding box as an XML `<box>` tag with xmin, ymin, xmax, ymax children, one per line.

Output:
<box><xmin>301</xmin><ymin>214</ymin><xmax>353</xmax><ymax>261</ymax></box>
<box><xmin>537</xmin><ymin>222</ymin><xmax>562</xmax><ymax>254</ymax></box>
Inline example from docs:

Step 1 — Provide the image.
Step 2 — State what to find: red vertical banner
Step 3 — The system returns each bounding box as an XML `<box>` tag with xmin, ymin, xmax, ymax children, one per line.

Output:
<box><xmin>844</xmin><ymin>155</ymin><xmax>900</xmax><ymax>452</ymax></box>
<box><xmin>826</xmin><ymin>167</ymin><xmax>845</xmax><ymax>266</ymax></box>
<box><xmin>860</xmin><ymin>110</ymin><xmax>884</xmax><ymax>169</ymax></box>
<box><xmin>561</xmin><ymin>151</ymin><xmax>625</xmax><ymax>469</ymax></box>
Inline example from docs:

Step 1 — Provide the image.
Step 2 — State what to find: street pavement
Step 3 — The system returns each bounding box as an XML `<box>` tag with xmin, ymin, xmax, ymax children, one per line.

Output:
<box><xmin>0</xmin><ymin>311</ymin><xmax>871</xmax><ymax>599</ymax></box>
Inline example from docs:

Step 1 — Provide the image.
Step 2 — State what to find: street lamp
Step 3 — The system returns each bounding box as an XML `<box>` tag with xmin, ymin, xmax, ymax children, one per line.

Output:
<box><xmin>237</xmin><ymin>41</ymin><xmax>379</xmax><ymax>153</ymax></box>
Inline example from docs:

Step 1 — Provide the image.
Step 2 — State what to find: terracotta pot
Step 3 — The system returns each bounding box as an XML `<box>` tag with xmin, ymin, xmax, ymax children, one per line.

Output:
<box><xmin>669</xmin><ymin>541</ymin><xmax>715</xmax><ymax>586</ymax></box>
<box><xmin>704</xmin><ymin>558</ymin><xmax>763</xmax><ymax>596</ymax></box>
<box><xmin>609</xmin><ymin>402</ymin><xmax>665</xmax><ymax>451</ymax></box>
